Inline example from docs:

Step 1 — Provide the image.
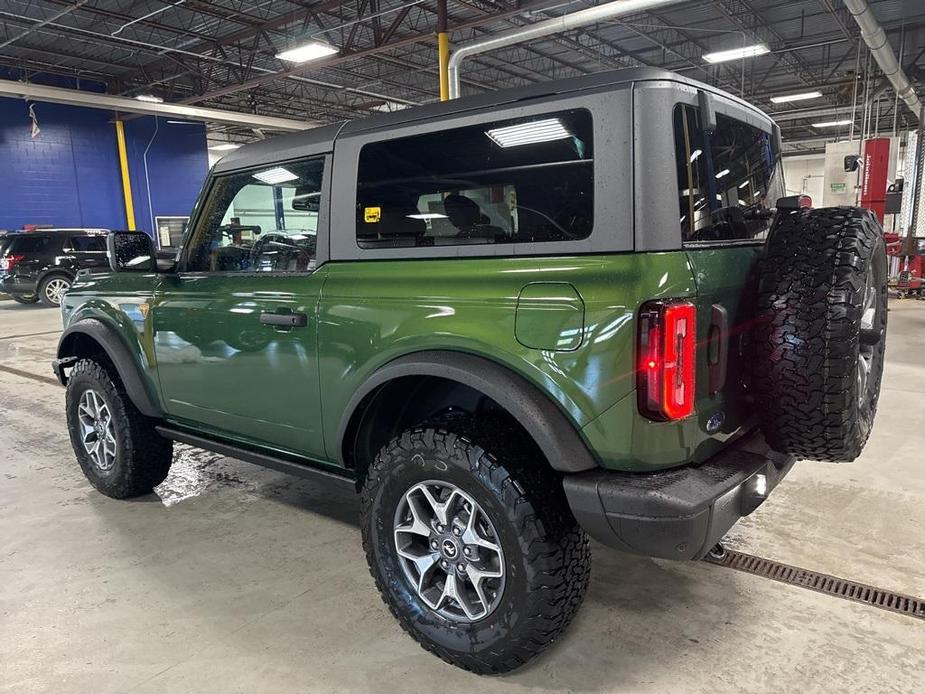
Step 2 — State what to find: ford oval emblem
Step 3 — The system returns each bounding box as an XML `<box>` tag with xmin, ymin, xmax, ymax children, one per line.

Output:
<box><xmin>706</xmin><ymin>412</ymin><xmax>725</xmax><ymax>434</ymax></box>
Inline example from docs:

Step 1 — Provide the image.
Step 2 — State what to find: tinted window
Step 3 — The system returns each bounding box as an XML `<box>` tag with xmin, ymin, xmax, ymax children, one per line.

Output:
<box><xmin>70</xmin><ymin>236</ymin><xmax>107</xmax><ymax>252</ymax></box>
<box><xmin>356</xmin><ymin>110</ymin><xmax>593</xmax><ymax>249</ymax></box>
<box><xmin>673</xmin><ymin>105</ymin><xmax>783</xmax><ymax>244</ymax></box>
<box><xmin>8</xmin><ymin>235</ymin><xmax>52</xmax><ymax>254</ymax></box>
<box><xmin>185</xmin><ymin>158</ymin><xmax>324</xmax><ymax>273</ymax></box>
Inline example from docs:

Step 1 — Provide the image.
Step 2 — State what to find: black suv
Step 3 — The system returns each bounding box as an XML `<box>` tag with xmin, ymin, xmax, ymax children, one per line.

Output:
<box><xmin>0</xmin><ymin>229</ymin><xmax>109</xmax><ymax>306</ymax></box>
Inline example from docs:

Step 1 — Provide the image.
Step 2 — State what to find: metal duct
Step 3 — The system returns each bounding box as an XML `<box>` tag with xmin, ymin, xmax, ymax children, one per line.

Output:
<box><xmin>447</xmin><ymin>0</ymin><xmax>689</xmax><ymax>99</ymax></box>
<box><xmin>843</xmin><ymin>0</ymin><xmax>921</xmax><ymax>116</ymax></box>
<box><xmin>0</xmin><ymin>80</ymin><xmax>313</xmax><ymax>131</ymax></box>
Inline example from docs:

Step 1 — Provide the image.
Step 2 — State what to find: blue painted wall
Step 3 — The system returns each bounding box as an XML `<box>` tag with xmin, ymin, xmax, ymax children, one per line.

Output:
<box><xmin>0</xmin><ymin>89</ymin><xmax>208</xmax><ymax>238</ymax></box>
<box><xmin>124</xmin><ymin>117</ymin><xmax>209</xmax><ymax>238</ymax></box>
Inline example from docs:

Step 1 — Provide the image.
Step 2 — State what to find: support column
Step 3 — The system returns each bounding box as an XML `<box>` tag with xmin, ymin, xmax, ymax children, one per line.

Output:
<box><xmin>437</xmin><ymin>0</ymin><xmax>449</xmax><ymax>101</ymax></box>
<box><xmin>114</xmin><ymin>120</ymin><xmax>136</xmax><ymax>230</ymax></box>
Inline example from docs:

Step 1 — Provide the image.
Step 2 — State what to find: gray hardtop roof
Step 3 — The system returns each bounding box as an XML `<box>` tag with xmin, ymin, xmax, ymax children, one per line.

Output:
<box><xmin>213</xmin><ymin>67</ymin><xmax>771</xmax><ymax>174</ymax></box>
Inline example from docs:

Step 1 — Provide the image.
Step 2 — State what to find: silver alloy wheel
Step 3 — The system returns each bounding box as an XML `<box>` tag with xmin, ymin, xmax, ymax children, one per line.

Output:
<box><xmin>394</xmin><ymin>480</ymin><xmax>505</xmax><ymax>622</ymax></box>
<box><xmin>44</xmin><ymin>277</ymin><xmax>70</xmax><ymax>305</ymax></box>
<box><xmin>77</xmin><ymin>389</ymin><xmax>117</xmax><ymax>471</ymax></box>
<box><xmin>857</xmin><ymin>266</ymin><xmax>881</xmax><ymax>408</ymax></box>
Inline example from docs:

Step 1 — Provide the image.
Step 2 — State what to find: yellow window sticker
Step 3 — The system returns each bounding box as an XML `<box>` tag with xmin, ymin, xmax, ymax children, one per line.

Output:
<box><xmin>364</xmin><ymin>206</ymin><xmax>381</xmax><ymax>223</ymax></box>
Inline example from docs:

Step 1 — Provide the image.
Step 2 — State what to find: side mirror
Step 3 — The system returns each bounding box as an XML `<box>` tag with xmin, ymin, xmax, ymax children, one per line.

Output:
<box><xmin>107</xmin><ymin>231</ymin><xmax>156</xmax><ymax>272</ymax></box>
<box><xmin>844</xmin><ymin>154</ymin><xmax>861</xmax><ymax>172</ymax></box>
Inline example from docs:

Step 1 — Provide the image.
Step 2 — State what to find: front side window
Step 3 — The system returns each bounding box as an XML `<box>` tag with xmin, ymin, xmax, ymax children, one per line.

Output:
<box><xmin>69</xmin><ymin>236</ymin><xmax>107</xmax><ymax>252</ymax></box>
<box><xmin>673</xmin><ymin>104</ymin><xmax>783</xmax><ymax>244</ymax></box>
<box><xmin>356</xmin><ymin>110</ymin><xmax>593</xmax><ymax>249</ymax></box>
<box><xmin>185</xmin><ymin>157</ymin><xmax>324</xmax><ymax>273</ymax></box>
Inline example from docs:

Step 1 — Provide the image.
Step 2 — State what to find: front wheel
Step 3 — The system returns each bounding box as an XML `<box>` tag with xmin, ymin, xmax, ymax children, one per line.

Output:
<box><xmin>66</xmin><ymin>358</ymin><xmax>173</xmax><ymax>498</ymax></box>
<box><xmin>361</xmin><ymin>424</ymin><xmax>591</xmax><ymax>674</ymax></box>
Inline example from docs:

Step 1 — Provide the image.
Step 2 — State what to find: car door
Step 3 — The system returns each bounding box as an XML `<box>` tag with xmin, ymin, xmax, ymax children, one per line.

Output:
<box><xmin>151</xmin><ymin>155</ymin><xmax>329</xmax><ymax>459</ymax></box>
<box><xmin>670</xmin><ymin>99</ymin><xmax>784</xmax><ymax>435</ymax></box>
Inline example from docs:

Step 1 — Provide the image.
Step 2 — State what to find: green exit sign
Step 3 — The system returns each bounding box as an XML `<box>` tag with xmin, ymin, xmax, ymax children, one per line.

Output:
<box><xmin>830</xmin><ymin>182</ymin><xmax>847</xmax><ymax>193</ymax></box>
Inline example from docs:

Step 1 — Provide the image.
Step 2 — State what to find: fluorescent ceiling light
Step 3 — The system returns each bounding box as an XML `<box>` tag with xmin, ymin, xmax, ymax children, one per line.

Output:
<box><xmin>690</xmin><ymin>148</ymin><xmax>702</xmax><ymax>163</ymax></box>
<box><xmin>738</xmin><ymin>180</ymin><xmax>750</xmax><ymax>189</ymax></box>
<box><xmin>209</xmin><ymin>143</ymin><xmax>241</xmax><ymax>151</ymax></box>
<box><xmin>770</xmin><ymin>90</ymin><xmax>822</xmax><ymax>104</ymax></box>
<box><xmin>715</xmin><ymin>168</ymin><xmax>731</xmax><ymax>179</ymax></box>
<box><xmin>703</xmin><ymin>43</ymin><xmax>769</xmax><ymax>64</ymax></box>
<box><xmin>407</xmin><ymin>213</ymin><xmax>448</xmax><ymax>220</ymax></box>
<box><xmin>486</xmin><ymin>118</ymin><xmax>571</xmax><ymax>148</ymax></box>
<box><xmin>372</xmin><ymin>101</ymin><xmax>410</xmax><ymax>113</ymax></box>
<box><xmin>812</xmin><ymin>119</ymin><xmax>852</xmax><ymax>128</ymax></box>
<box><xmin>276</xmin><ymin>41</ymin><xmax>338</xmax><ymax>63</ymax></box>
<box><xmin>167</xmin><ymin>120</ymin><xmax>197</xmax><ymax>125</ymax></box>
<box><xmin>253</xmin><ymin>167</ymin><xmax>298</xmax><ymax>184</ymax></box>
<box><xmin>135</xmin><ymin>94</ymin><xmax>163</xmax><ymax>103</ymax></box>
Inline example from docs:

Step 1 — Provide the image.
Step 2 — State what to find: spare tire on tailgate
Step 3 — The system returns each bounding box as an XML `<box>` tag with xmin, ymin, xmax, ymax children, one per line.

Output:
<box><xmin>752</xmin><ymin>206</ymin><xmax>888</xmax><ymax>462</ymax></box>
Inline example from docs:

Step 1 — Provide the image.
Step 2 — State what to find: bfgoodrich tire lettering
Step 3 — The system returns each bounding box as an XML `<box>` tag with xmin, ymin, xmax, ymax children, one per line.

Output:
<box><xmin>66</xmin><ymin>358</ymin><xmax>173</xmax><ymax>498</ymax></box>
<box><xmin>753</xmin><ymin>206</ymin><xmax>888</xmax><ymax>461</ymax></box>
<box><xmin>361</xmin><ymin>424</ymin><xmax>591</xmax><ymax>674</ymax></box>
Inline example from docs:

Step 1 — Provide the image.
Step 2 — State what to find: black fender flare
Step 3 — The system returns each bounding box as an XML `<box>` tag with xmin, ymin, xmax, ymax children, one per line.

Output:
<box><xmin>56</xmin><ymin>318</ymin><xmax>161</xmax><ymax>418</ymax></box>
<box><xmin>337</xmin><ymin>350</ymin><xmax>599</xmax><ymax>473</ymax></box>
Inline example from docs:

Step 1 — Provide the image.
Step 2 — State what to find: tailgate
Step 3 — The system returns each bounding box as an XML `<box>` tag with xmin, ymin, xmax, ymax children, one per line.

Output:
<box><xmin>686</xmin><ymin>245</ymin><xmax>762</xmax><ymax>438</ymax></box>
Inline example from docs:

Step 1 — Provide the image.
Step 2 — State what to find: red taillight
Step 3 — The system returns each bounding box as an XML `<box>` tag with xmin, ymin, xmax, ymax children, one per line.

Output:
<box><xmin>0</xmin><ymin>254</ymin><xmax>25</xmax><ymax>272</ymax></box>
<box><xmin>638</xmin><ymin>300</ymin><xmax>696</xmax><ymax>421</ymax></box>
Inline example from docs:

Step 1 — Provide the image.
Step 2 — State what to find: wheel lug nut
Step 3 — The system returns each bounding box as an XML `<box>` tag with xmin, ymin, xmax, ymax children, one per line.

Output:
<box><xmin>453</xmin><ymin>527</ymin><xmax>461</xmax><ymax>536</ymax></box>
<box><xmin>463</xmin><ymin>547</ymin><xmax>471</xmax><ymax>557</ymax></box>
<box><xmin>457</xmin><ymin>563</ymin><xmax>466</xmax><ymax>572</ymax></box>
<box><xmin>430</xmin><ymin>539</ymin><xmax>438</xmax><ymax>549</ymax></box>
<box><xmin>436</xmin><ymin>524</ymin><xmax>445</xmax><ymax>533</ymax></box>
<box><xmin>441</xmin><ymin>560</ymin><xmax>448</xmax><ymax>568</ymax></box>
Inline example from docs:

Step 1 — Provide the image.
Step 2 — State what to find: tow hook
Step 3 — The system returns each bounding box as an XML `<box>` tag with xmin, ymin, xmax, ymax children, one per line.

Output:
<box><xmin>707</xmin><ymin>542</ymin><xmax>727</xmax><ymax>561</ymax></box>
<box><xmin>52</xmin><ymin>356</ymin><xmax>78</xmax><ymax>385</ymax></box>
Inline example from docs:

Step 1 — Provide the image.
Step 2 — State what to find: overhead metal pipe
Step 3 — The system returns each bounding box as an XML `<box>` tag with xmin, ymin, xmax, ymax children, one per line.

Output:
<box><xmin>447</xmin><ymin>0</ymin><xmax>688</xmax><ymax>99</ymax></box>
<box><xmin>842</xmin><ymin>0</ymin><xmax>921</xmax><ymax>117</ymax></box>
<box><xmin>0</xmin><ymin>79</ymin><xmax>313</xmax><ymax>131</ymax></box>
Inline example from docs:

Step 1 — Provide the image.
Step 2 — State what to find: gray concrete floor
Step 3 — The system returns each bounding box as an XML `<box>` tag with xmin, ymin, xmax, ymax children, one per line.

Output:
<box><xmin>1</xmin><ymin>297</ymin><xmax>924</xmax><ymax>694</ymax></box>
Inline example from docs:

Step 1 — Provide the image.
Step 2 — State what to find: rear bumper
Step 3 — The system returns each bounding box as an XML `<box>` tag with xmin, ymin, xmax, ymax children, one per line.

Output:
<box><xmin>0</xmin><ymin>276</ymin><xmax>36</xmax><ymax>295</ymax></box>
<box><xmin>563</xmin><ymin>429</ymin><xmax>794</xmax><ymax>560</ymax></box>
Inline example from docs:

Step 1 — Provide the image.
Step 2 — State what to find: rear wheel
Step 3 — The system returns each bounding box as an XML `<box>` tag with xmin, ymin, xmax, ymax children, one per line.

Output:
<box><xmin>39</xmin><ymin>274</ymin><xmax>71</xmax><ymax>307</ymax></box>
<box><xmin>10</xmin><ymin>293</ymin><xmax>39</xmax><ymax>304</ymax></box>
<box><xmin>753</xmin><ymin>206</ymin><xmax>888</xmax><ymax>461</ymax></box>
<box><xmin>361</xmin><ymin>423</ymin><xmax>591</xmax><ymax>674</ymax></box>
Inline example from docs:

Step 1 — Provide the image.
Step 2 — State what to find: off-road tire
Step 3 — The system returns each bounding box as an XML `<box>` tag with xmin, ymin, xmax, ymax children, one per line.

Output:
<box><xmin>360</xmin><ymin>423</ymin><xmax>591</xmax><ymax>674</ymax></box>
<box><xmin>66</xmin><ymin>358</ymin><xmax>173</xmax><ymax>498</ymax></box>
<box><xmin>10</xmin><ymin>293</ymin><xmax>39</xmax><ymax>304</ymax></box>
<box><xmin>753</xmin><ymin>206</ymin><xmax>887</xmax><ymax>461</ymax></box>
<box><xmin>38</xmin><ymin>274</ymin><xmax>71</xmax><ymax>307</ymax></box>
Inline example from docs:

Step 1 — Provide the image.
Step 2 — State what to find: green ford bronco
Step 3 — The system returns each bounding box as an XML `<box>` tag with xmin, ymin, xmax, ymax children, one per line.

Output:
<box><xmin>54</xmin><ymin>68</ymin><xmax>888</xmax><ymax>674</ymax></box>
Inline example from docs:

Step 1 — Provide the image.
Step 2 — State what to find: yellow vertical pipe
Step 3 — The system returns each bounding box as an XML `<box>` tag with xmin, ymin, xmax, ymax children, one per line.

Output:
<box><xmin>114</xmin><ymin>120</ymin><xmax>136</xmax><ymax>230</ymax></box>
<box><xmin>438</xmin><ymin>32</ymin><xmax>450</xmax><ymax>102</ymax></box>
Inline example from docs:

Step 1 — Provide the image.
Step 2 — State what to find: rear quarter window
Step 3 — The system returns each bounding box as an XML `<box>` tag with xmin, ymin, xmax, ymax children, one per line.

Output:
<box><xmin>7</xmin><ymin>236</ymin><xmax>53</xmax><ymax>254</ymax></box>
<box><xmin>673</xmin><ymin>104</ymin><xmax>783</xmax><ymax>245</ymax></box>
<box><xmin>355</xmin><ymin>109</ymin><xmax>594</xmax><ymax>249</ymax></box>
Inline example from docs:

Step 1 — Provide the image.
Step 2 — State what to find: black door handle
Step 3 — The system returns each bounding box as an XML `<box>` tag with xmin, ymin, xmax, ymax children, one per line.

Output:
<box><xmin>260</xmin><ymin>311</ymin><xmax>308</xmax><ymax>328</ymax></box>
<box><xmin>707</xmin><ymin>304</ymin><xmax>729</xmax><ymax>395</ymax></box>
